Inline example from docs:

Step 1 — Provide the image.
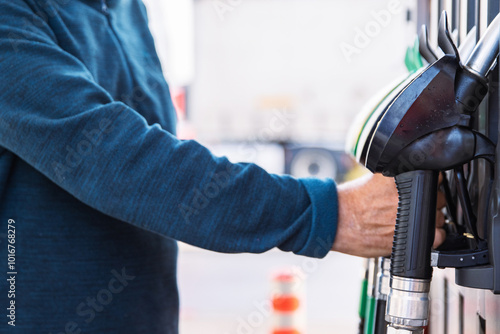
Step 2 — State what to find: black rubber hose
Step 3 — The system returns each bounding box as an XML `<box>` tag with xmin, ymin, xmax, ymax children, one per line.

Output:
<box><xmin>358</xmin><ymin>318</ymin><xmax>365</xmax><ymax>334</ymax></box>
<box><xmin>454</xmin><ymin>166</ymin><xmax>483</xmax><ymax>241</ymax></box>
<box><xmin>391</xmin><ymin>170</ymin><xmax>439</xmax><ymax>279</ymax></box>
<box><xmin>373</xmin><ymin>299</ymin><xmax>387</xmax><ymax>334</ymax></box>
<box><xmin>440</xmin><ymin>171</ymin><xmax>457</xmax><ymax>224</ymax></box>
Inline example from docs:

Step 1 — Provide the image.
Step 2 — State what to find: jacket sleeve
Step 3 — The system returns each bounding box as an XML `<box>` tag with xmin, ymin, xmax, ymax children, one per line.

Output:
<box><xmin>0</xmin><ymin>0</ymin><xmax>338</xmax><ymax>258</ymax></box>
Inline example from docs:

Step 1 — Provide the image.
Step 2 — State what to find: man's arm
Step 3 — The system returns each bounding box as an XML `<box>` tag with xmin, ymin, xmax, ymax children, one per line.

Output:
<box><xmin>0</xmin><ymin>0</ymin><xmax>339</xmax><ymax>257</ymax></box>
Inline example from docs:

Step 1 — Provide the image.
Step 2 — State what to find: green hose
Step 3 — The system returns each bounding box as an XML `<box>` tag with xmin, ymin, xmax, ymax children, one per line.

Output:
<box><xmin>358</xmin><ymin>278</ymin><xmax>368</xmax><ymax>318</ymax></box>
<box><xmin>364</xmin><ymin>295</ymin><xmax>376</xmax><ymax>334</ymax></box>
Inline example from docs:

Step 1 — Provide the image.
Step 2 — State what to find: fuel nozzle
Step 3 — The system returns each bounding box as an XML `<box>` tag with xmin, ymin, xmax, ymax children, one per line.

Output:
<box><xmin>385</xmin><ymin>171</ymin><xmax>437</xmax><ymax>333</ymax></box>
<box><xmin>360</xmin><ymin>11</ymin><xmax>500</xmax><ymax>334</ymax></box>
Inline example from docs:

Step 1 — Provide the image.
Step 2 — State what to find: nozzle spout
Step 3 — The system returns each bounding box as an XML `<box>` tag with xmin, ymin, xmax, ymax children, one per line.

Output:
<box><xmin>465</xmin><ymin>13</ymin><xmax>500</xmax><ymax>77</ymax></box>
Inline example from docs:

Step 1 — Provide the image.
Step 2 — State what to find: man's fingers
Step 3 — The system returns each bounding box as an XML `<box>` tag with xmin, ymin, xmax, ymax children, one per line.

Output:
<box><xmin>434</xmin><ymin>209</ymin><xmax>447</xmax><ymax>249</ymax></box>
<box><xmin>433</xmin><ymin>227</ymin><xmax>446</xmax><ymax>249</ymax></box>
<box><xmin>437</xmin><ymin>190</ymin><xmax>446</xmax><ymax>209</ymax></box>
<box><xmin>435</xmin><ymin>209</ymin><xmax>445</xmax><ymax>252</ymax></box>
<box><xmin>436</xmin><ymin>210</ymin><xmax>445</xmax><ymax>228</ymax></box>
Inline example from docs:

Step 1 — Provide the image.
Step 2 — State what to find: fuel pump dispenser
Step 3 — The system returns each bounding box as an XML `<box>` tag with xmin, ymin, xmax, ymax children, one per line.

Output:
<box><xmin>349</xmin><ymin>9</ymin><xmax>500</xmax><ymax>334</ymax></box>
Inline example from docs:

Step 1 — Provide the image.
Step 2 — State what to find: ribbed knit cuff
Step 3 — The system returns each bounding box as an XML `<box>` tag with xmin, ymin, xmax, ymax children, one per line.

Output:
<box><xmin>295</xmin><ymin>178</ymin><xmax>338</xmax><ymax>258</ymax></box>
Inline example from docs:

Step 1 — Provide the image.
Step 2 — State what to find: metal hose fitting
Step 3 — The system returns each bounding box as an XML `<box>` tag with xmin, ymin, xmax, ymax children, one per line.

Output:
<box><xmin>375</xmin><ymin>257</ymin><xmax>391</xmax><ymax>301</ymax></box>
<box><xmin>385</xmin><ymin>276</ymin><xmax>430</xmax><ymax>331</ymax></box>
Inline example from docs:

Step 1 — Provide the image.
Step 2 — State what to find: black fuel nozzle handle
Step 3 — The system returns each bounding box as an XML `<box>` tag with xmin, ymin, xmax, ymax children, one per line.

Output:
<box><xmin>391</xmin><ymin>170</ymin><xmax>439</xmax><ymax>280</ymax></box>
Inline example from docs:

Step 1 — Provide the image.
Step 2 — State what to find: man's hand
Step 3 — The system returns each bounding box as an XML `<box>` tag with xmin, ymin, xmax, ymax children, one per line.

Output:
<box><xmin>331</xmin><ymin>173</ymin><xmax>446</xmax><ymax>258</ymax></box>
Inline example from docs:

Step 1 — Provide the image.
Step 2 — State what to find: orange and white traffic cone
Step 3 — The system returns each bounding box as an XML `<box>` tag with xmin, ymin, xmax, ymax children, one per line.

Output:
<box><xmin>271</xmin><ymin>271</ymin><xmax>305</xmax><ymax>334</ymax></box>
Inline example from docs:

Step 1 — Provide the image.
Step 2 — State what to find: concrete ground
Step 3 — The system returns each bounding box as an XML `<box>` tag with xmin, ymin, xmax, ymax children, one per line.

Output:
<box><xmin>177</xmin><ymin>243</ymin><xmax>364</xmax><ymax>334</ymax></box>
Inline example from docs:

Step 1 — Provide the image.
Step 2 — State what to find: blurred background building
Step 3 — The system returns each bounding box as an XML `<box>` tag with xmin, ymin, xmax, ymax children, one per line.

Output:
<box><xmin>141</xmin><ymin>0</ymin><xmax>413</xmax><ymax>332</ymax></box>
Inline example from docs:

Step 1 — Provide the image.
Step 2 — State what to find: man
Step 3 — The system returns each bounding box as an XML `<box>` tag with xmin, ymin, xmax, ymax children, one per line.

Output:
<box><xmin>0</xmin><ymin>0</ymin><xmax>445</xmax><ymax>332</ymax></box>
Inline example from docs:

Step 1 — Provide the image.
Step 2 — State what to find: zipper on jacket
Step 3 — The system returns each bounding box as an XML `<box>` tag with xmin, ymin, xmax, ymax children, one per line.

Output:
<box><xmin>101</xmin><ymin>0</ymin><xmax>109</xmax><ymax>15</ymax></box>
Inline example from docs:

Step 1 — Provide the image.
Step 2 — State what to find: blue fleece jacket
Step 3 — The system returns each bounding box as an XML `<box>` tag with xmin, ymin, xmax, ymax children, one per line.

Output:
<box><xmin>0</xmin><ymin>0</ymin><xmax>338</xmax><ymax>332</ymax></box>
